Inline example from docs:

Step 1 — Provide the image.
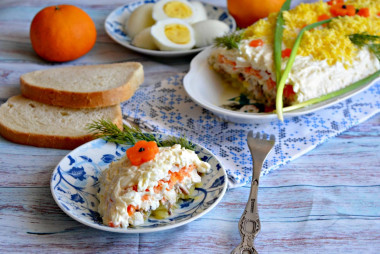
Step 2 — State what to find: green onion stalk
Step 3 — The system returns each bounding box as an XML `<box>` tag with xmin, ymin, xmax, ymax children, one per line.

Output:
<box><xmin>275</xmin><ymin>18</ymin><xmax>333</xmax><ymax>121</ymax></box>
<box><xmin>274</xmin><ymin>0</ymin><xmax>291</xmax><ymax>83</ymax></box>
<box><xmin>281</xmin><ymin>69</ymin><xmax>380</xmax><ymax>112</ymax></box>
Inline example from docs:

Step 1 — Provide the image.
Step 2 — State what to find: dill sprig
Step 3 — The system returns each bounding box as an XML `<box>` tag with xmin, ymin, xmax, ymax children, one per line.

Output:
<box><xmin>87</xmin><ymin>119</ymin><xmax>195</xmax><ymax>150</ymax></box>
<box><xmin>349</xmin><ymin>33</ymin><xmax>380</xmax><ymax>61</ymax></box>
<box><xmin>214</xmin><ymin>31</ymin><xmax>243</xmax><ymax>50</ymax></box>
<box><xmin>160</xmin><ymin>136</ymin><xmax>195</xmax><ymax>151</ymax></box>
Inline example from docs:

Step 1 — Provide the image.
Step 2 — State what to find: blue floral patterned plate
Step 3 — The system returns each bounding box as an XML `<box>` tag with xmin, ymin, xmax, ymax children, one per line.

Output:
<box><xmin>104</xmin><ymin>0</ymin><xmax>236</xmax><ymax>57</ymax></box>
<box><xmin>50</xmin><ymin>134</ymin><xmax>227</xmax><ymax>233</ymax></box>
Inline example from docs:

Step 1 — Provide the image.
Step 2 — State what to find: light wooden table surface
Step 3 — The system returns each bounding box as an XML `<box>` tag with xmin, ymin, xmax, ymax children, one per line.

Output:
<box><xmin>0</xmin><ymin>0</ymin><xmax>379</xmax><ymax>253</ymax></box>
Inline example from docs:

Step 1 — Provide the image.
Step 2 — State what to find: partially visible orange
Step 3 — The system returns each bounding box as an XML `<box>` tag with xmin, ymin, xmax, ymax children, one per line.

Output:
<box><xmin>30</xmin><ymin>5</ymin><xmax>96</xmax><ymax>62</ymax></box>
<box><xmin>227</xmin><ymin>0</ymin><xmax>286</xmax><ymax>28</ymax></box>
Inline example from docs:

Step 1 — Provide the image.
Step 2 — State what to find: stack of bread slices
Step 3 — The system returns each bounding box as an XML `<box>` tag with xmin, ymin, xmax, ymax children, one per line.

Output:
<box><xmin>0</xmin><ymin>62</ymin><xmax>144</xmax><ymax>149</ymax></box>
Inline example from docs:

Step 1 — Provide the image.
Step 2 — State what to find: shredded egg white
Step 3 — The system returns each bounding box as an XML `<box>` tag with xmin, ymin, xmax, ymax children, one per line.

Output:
<box><xmin>97</xmin><ymin>144</ymin><xmax>210</xmax><ymax>228</ymax></box>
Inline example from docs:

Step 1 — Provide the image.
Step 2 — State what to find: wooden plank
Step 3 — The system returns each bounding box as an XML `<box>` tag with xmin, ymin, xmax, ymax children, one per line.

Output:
<box><xmin>0</xmin><ymin>185</ymin><xmax>379</xmax><ymax>253</ymax></box>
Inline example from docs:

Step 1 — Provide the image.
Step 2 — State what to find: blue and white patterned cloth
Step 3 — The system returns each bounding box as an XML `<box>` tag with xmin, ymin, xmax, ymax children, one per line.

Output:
<box><xmin>121</xmin><ymin>73</ymin><xmax>380</xmax><ymax>188</ymax></box>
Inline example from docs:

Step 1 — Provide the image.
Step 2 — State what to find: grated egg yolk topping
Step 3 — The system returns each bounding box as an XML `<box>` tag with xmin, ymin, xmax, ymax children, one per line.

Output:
<box><xmin>242</xmin><ymin>0</ymin><xmax>380</xmax><ymax>66</ymax></box>
<box><xmin>164</xmin><ymin>24</ymin><xmax>191</xmax><ymax>44</ymax></box>
<box><xmin>345</xmin><ymin>0</ymin><xmax>380</xmax><ymax>16</ymax></box>
<box><xmin>164</xmin><ymin>1</ymin><xmax>193</xmax><ymax>19</ymax></box>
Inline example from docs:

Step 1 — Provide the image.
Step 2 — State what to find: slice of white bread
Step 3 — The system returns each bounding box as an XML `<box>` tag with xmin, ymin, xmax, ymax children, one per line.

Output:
<box><xmin>0</xmin><ymin>95</ymin><xmax>122</xmax><ymax>149</ymax></box>
<box><xmin>20</xmin><ymin>62</ymin><xmax>144</xmax><ymax>108</ymax></box>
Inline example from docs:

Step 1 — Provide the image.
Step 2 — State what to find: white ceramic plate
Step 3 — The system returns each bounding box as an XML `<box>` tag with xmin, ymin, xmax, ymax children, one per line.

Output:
<box><xmin>50</xmin><ymin>134</ymin><xmax>227</xmax><ymax>233</ymax></box>
<box><xmin>104</xmin><ymin>0</ymin><xmax>236</xmax><ymax>57</ymax></box>
<box><xmin>184</xmin><ymin>46</ymin><xmax>380</xmax><ymax>123</ymax></box>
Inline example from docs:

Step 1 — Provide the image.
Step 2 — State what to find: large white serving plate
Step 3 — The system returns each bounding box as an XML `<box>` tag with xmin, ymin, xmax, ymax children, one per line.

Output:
<box><xmin>183</xmin><ymin>46</ymin><xmax>379</xmax><ymax>123</ymax></box>
<box><xmin>50</xmin><ymin>134</ymin><xmax>227</xmax><ymax>233</ymax></box>
<box><xmin>105</xmin><ymin>0</ymin><xmax>236</xmax><ymax>57</ymax></box>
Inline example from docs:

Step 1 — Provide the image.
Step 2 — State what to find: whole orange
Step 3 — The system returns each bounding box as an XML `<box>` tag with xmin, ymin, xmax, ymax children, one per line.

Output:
<box><xmin>227</xmin><ymin>0</ymin><xmax>286</xmax><ymax>28</ymax></box>
<box><xmin>30</xmin><ymin>5</ymin><xmax>97</xmax><ymax>62</ymax></box>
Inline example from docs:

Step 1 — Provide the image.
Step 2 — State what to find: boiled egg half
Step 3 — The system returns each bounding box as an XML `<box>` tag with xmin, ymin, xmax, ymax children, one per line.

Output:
<box><xmin>125</xmin><ymin>3</ymin><xmax>155</xmax><ymax>39</ymax></box>
<box><xmin>151</xmin><ymin>18</ymin><xmax>195</xmax><ymax>51</ymax></box>
<box><xmin>152</xmin><ymin>0</ymin><xmax>196</xmax><ymax>24</ymax></box>
<box><xmin>192</xmin><ymin>20</ymin><xmax>230</xmax><ymax>48</ymax></box>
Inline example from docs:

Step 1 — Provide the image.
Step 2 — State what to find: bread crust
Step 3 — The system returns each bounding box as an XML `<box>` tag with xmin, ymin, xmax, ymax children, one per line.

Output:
<box><xmin>0</xmin><ymin>103</ymin><xmax>123</xmax><ymax>150</ymax></box>
<box><xmin>20</xmin><ymin>63</ymin><xmax>144</xmax><ymax>108</ymax></box>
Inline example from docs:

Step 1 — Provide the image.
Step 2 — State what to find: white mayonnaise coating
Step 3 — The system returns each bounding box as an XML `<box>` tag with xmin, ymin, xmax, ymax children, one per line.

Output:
<box><xmin>288</xmin><ymin>48</ymin><xmax>380</xmax><ymax>102</ymax></box>
<box><xmin>97</xmin><ymin>144</ymin><xmax>210</xmax><ymax>228</ymax></box>
<box><xmin>209</xmin><ymin>39</ymin><xmax>380</xmax><ymax>103</ymax></box>
<box><xmin>239</xmin><ymin>40</ymin><xmax>275</xmax><ymax>73</ymax></box>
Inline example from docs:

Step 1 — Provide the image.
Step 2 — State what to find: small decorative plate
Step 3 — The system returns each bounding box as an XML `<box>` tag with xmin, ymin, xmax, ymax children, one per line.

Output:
<box><xmin>184</xmin><ymin>46</ymin><xmax>379</xmax><ymax>123</ymax></box>
<box><xmin>50</xmin><ymin>134</ymin><xmax>227</xmax><ymax>233</ymax></box>
<box><xmin>104</xmin><ymin>0</ymin><xmax>236</xmax><ymax>57</ymax></box>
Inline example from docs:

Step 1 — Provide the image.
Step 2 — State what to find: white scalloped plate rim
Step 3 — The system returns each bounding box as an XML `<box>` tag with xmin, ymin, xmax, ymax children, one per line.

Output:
<box><xmin>50</xmin><ymin>135</ymin><xmax>227</xmax><ymax>233</ymax></box>
<box><xmin>184</xmin><ymin>46</ymin><xmax>380</xmax><ymax>123</ymax></box>
<box><xmin>104</xmin><ymin>0</ymin><xmax>236</xmax><ymax>57</ymax></box>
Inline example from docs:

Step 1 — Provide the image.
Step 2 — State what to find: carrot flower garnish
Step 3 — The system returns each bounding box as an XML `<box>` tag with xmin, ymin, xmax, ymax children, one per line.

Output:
<box><xmin>126</xmin><ymin>140</ymin><xmax>159</xmax><ymax>166</ymax></box>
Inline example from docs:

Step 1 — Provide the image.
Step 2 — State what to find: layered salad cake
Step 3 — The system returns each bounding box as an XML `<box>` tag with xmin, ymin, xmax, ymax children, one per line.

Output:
<box><xmin>208</xmin><ymin>0</ymin><xmax>380</xmax><ymax>114</ymax></box>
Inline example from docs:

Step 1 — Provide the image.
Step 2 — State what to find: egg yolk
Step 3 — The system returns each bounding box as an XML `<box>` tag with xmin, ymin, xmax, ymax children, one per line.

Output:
<box><xmin>163</xmin><ymin>1</ymin><xmax>192</xmax><ymax>19</ymax></box>
<box><xmin>164</xmin><ymin>24</ymin><xmax>191</xmax><ymax>44</ymax></box>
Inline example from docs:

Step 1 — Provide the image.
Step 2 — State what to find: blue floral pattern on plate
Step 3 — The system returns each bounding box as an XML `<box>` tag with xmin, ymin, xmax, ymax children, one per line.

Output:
<box><xmin>104</xmin><ymin>0</ymin><xmax>236</xmax><ymax>57</ymax></box>
<box><xmin>50</xmin><ymin>134</ymin><xmax>227</xmax><ymax>233</ymax></box>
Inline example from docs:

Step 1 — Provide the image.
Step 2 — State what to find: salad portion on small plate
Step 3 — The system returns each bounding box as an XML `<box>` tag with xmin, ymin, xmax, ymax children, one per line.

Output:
<box><xmin>104</xmin><ymin>0</ymin><xmax>236</xmax><ymax>57</ymax></box>
<box><xmin>183</xmin><ymin>46</ymin><xmax>379</xmax><ymax>124</ymax></box>
<box><xmin>50</xmin><ymin>133</ymin><xmax>227</xmax><ymax>233</ymax></box>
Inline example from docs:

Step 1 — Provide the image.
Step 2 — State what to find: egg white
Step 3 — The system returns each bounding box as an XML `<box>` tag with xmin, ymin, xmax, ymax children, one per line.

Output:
<box><xmin>152</xmin><ymin>0</ymin><xmax>196</xmax><ymax>24</ymax></box>
<box><xmin>125</xmin><ymin>4</ymin><xmax>155</xmax><ymax>39</ymax></box>
<box><xmin>192</xmin><ymin>20</ymin><xmax>230</xmax><ymax>48</ymax></box>
<box><xmin>132</xmin><ymin>27</ymin><xmax>159</xmax><ymax>50</ymax></box>
<box><xmin>191</xmin><ymin>1</ymin><xmax>208</xmax><ymax>23</ymax></box>
<box><xmin>151</xmin><ymin>18</ymin><xmax>195</xmax><ymax>51</ymax></box>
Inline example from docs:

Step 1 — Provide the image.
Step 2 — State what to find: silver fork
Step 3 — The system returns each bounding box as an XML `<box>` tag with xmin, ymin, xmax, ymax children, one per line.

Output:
<box><xmin>231</xmin><ymin>131</ymin><xmax>275</xmax><ymax>254</ymax></box>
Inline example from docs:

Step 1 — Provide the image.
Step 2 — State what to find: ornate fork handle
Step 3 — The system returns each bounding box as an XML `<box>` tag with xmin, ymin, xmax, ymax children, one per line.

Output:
<box><xmin>231</xmin><ymin>158</ymin><xmax>264</xmax><ymax>254</ymax></box>
<box><xmin>232</xmin><ymin>131</ymin><xmax>275</xmax><ymax>254</ymax></box>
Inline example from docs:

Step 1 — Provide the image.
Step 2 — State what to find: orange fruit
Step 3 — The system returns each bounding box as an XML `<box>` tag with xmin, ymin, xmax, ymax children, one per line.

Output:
<box><xmin>227</xmin><ymin>0</ymin><xmax>286</xmax><ymax>28</ymax></box>
<box><xmin>30</xmin><ymin>5</ymin><xmax>96</xmax><ymax>62</ymax></box>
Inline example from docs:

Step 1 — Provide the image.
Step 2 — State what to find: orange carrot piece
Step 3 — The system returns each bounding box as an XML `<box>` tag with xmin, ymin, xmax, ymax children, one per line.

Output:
<box><xmin>281</xmin><ymin>48</ymin><xmax>292</xmax><ymax>58</ymax></box>
<box><xmin>330</xmin><ymin>4</ymin><xmax>356</xmax><ymax>17</ymax></box>
<box><xmin>218</xmin><ymin>54</ymin><xmax>225</xmax><ymax>63</ymax></box>
<box><xmin>283</xmin><ymin>84</ymin><xmax>296</xmax><ymax>98</ymax></box>
<box><xmin>126</xmin><ymin>140</ymin><xmax>159</xmax><ymax>166</ymax></box>
<box><xmin>358</xmin><ymin>8</ymin><xmax>370</xmax><ymax>17</ymax></box>
<box><xmin>249</xmin><ymin>39</ymin><xmax>264</xmax><ymax>47</ymax></box>
<box><xmin>167</xmin><ymin>165</ymin><xmax>196</xmax><ymax>189</ymax></box>
<box><xmin>318</xmin><ymin>14</ymin><xmax>330</xmax><ymax>21</ymax></box>
<box><xmin>266</xmin><ymin>78</ymin><xmax>276</xmax><ymax>90</ymax></box>
<box><xmin>141</xmin><ymin>194</ymin><xmax>150</xmax><ymax>201</ymax></box>
<box><xmin>244</xmin><ymin>67</ymin><xmax>262</xmax><ymax>79</ymax></box>
<box><xmin>108</xmin><ymin>221</ymin><xmax>118</xmax><ymax>227</ymax></box>
<box><xmin>346</xmin><ymin>5</ymin><xmax>356</xmax><ymax>16</ymax></box>
<box><xmin>127</xmin><ymin>205</ymin><xmax>137</xmax><ymax>216</ymax></box>
<box><xmin>317</xmin><ymin>14</ymin><xmax>330</xmax><ymax>27</ymax></box>
<box><xmin>218</xmin><ymin>55</ymin><xmax>236</xmax><ymax>66</ymax></box>
<box><xmin>327</xmin><ymin>0</ymin><xmax>343</xmax><ymax>6</ymax></box>
<box><xmin>154</xmin><ymin>181</ymin><xmax>164</xmax><ymax>193</ymax></box>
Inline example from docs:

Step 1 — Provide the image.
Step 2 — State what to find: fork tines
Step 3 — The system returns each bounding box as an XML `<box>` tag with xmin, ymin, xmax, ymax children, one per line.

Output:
<box><xmin>249</xmin><ymin>130</ymin><xmax>275</xmax><ymax>141</ymax></box>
